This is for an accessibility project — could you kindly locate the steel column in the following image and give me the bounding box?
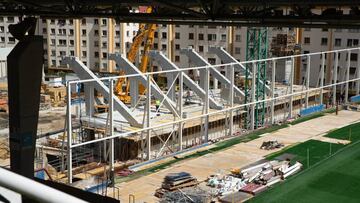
[357,49,360,95]
[66,82,73,184]
[146,74,151,160]
[204,68,210,142]
[229,65,234,136]
[333,52,339,105]
[320,53,325,105]
[109,79,115,185]
[178,71,183,150]
[345,50,351,103]
[305,55,311,108]
[289,57,294,118]
[271,60,276,124]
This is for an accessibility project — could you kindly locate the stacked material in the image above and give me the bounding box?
[209,160,303,200]
[45,86,66,106]
[260,141,284,150]
[155,172,199,198]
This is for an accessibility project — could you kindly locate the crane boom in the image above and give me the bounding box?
[114,6,156,103]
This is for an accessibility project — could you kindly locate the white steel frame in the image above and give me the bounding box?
[65,47,360,184]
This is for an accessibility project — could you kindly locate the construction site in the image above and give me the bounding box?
[1,1,360,203]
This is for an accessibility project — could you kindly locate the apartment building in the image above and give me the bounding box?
[1,15,360,92]
[301,28,360,90]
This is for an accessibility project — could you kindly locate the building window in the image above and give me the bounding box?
[51,60,56,66]
[351,53,358,61]
[68,19,73,25]
[208,58,216,65]
[7,17,14,23]
[51,39,55,45]
[116,30,120,36]
[322,28,328,32]
[94,30,99,36]
[354,39,359,46]
[221,34,226,41]
[102,30,107,36]
[347,39,353,47]
[82,51,87,58]
[51,29,55,35]
[0,17,4,23]
[154,43,158,49]
[188,33,194,40]
[154,32,158,38]
[162,32,167,39]
[321,38,328,46]
[59,51,66,56]
[102,19,107,25]
[0,37,5,43]
[51,50,56,56]
[350,67,356,74]
[8,37,15,44]
[199,46,204,52]
[82,40,86,47]
[70,51,74,56]
[175,32,180,39]
[208,34,216,41]
[335,38,341,46]
[94,52,99,58]
[102,52,107,59]
[103,63,108,69]
[82,29,86,36]
[208,25,217,29]
[94,41,99,47]
[304,37,310,44]
[58,39,67,46]
[162,44,167,50]
[102,42,107,48]
[175,55,180,62]
[81,19,86,25]
[189,25,194,28]
[69,29,74,36]
[235,34,241,42]
[70,40,74,46]
[198,33,204,40]
[175,44,180,50]
[115,42,120,48]
[126,31,129,37]
[235,47,241,54]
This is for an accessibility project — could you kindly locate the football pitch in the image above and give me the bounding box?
[249,129,360,202]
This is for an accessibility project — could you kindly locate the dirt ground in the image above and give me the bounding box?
[111,110,360,202]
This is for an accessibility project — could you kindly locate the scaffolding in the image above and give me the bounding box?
[245,28,268,129]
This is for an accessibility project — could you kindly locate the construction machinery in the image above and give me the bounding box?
[114,6,156,103]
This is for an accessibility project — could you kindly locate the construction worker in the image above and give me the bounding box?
[155,99,160,115]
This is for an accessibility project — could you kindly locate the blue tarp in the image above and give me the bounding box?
[300,104,325,116]
[350,95,360,103]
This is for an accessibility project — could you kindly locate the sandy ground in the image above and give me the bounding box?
[111,110,360,202]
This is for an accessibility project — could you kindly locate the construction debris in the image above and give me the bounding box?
[159,187,211,203]
[260,141,284,150]
[206,160,303,200]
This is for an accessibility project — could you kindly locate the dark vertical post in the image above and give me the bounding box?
[7,35,43,178]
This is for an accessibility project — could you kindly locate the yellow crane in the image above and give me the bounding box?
[115,7,157,103]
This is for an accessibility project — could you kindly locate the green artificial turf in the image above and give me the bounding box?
[266,139,346,169]
[248,140,360,203]
[325,122,360,142]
